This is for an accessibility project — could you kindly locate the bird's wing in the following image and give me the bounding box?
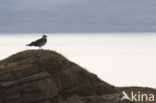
[29,38,44,46]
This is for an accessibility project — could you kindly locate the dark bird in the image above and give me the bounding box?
[26,35,47,49]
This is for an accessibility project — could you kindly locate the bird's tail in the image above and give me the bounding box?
[26,44,31,46]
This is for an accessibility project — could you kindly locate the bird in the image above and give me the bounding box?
[26,35,47,49]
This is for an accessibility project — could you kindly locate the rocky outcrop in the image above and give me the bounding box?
[0,50,121,103]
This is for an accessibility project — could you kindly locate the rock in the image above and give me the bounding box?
[0,50,120,103]
[67,95,84,103]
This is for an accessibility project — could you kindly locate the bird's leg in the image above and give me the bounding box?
[38,47,42,54]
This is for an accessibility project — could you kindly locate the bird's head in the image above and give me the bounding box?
[42,35,47,38]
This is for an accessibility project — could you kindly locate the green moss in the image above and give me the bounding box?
[0,50,67,66]
[76,69,117,95]
[60,69,117,98]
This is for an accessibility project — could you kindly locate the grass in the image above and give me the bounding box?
[0,50,68,66]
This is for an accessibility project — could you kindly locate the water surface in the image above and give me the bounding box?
[0,34,156,88]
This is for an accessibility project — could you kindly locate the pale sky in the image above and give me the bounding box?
[0,0,156,33]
